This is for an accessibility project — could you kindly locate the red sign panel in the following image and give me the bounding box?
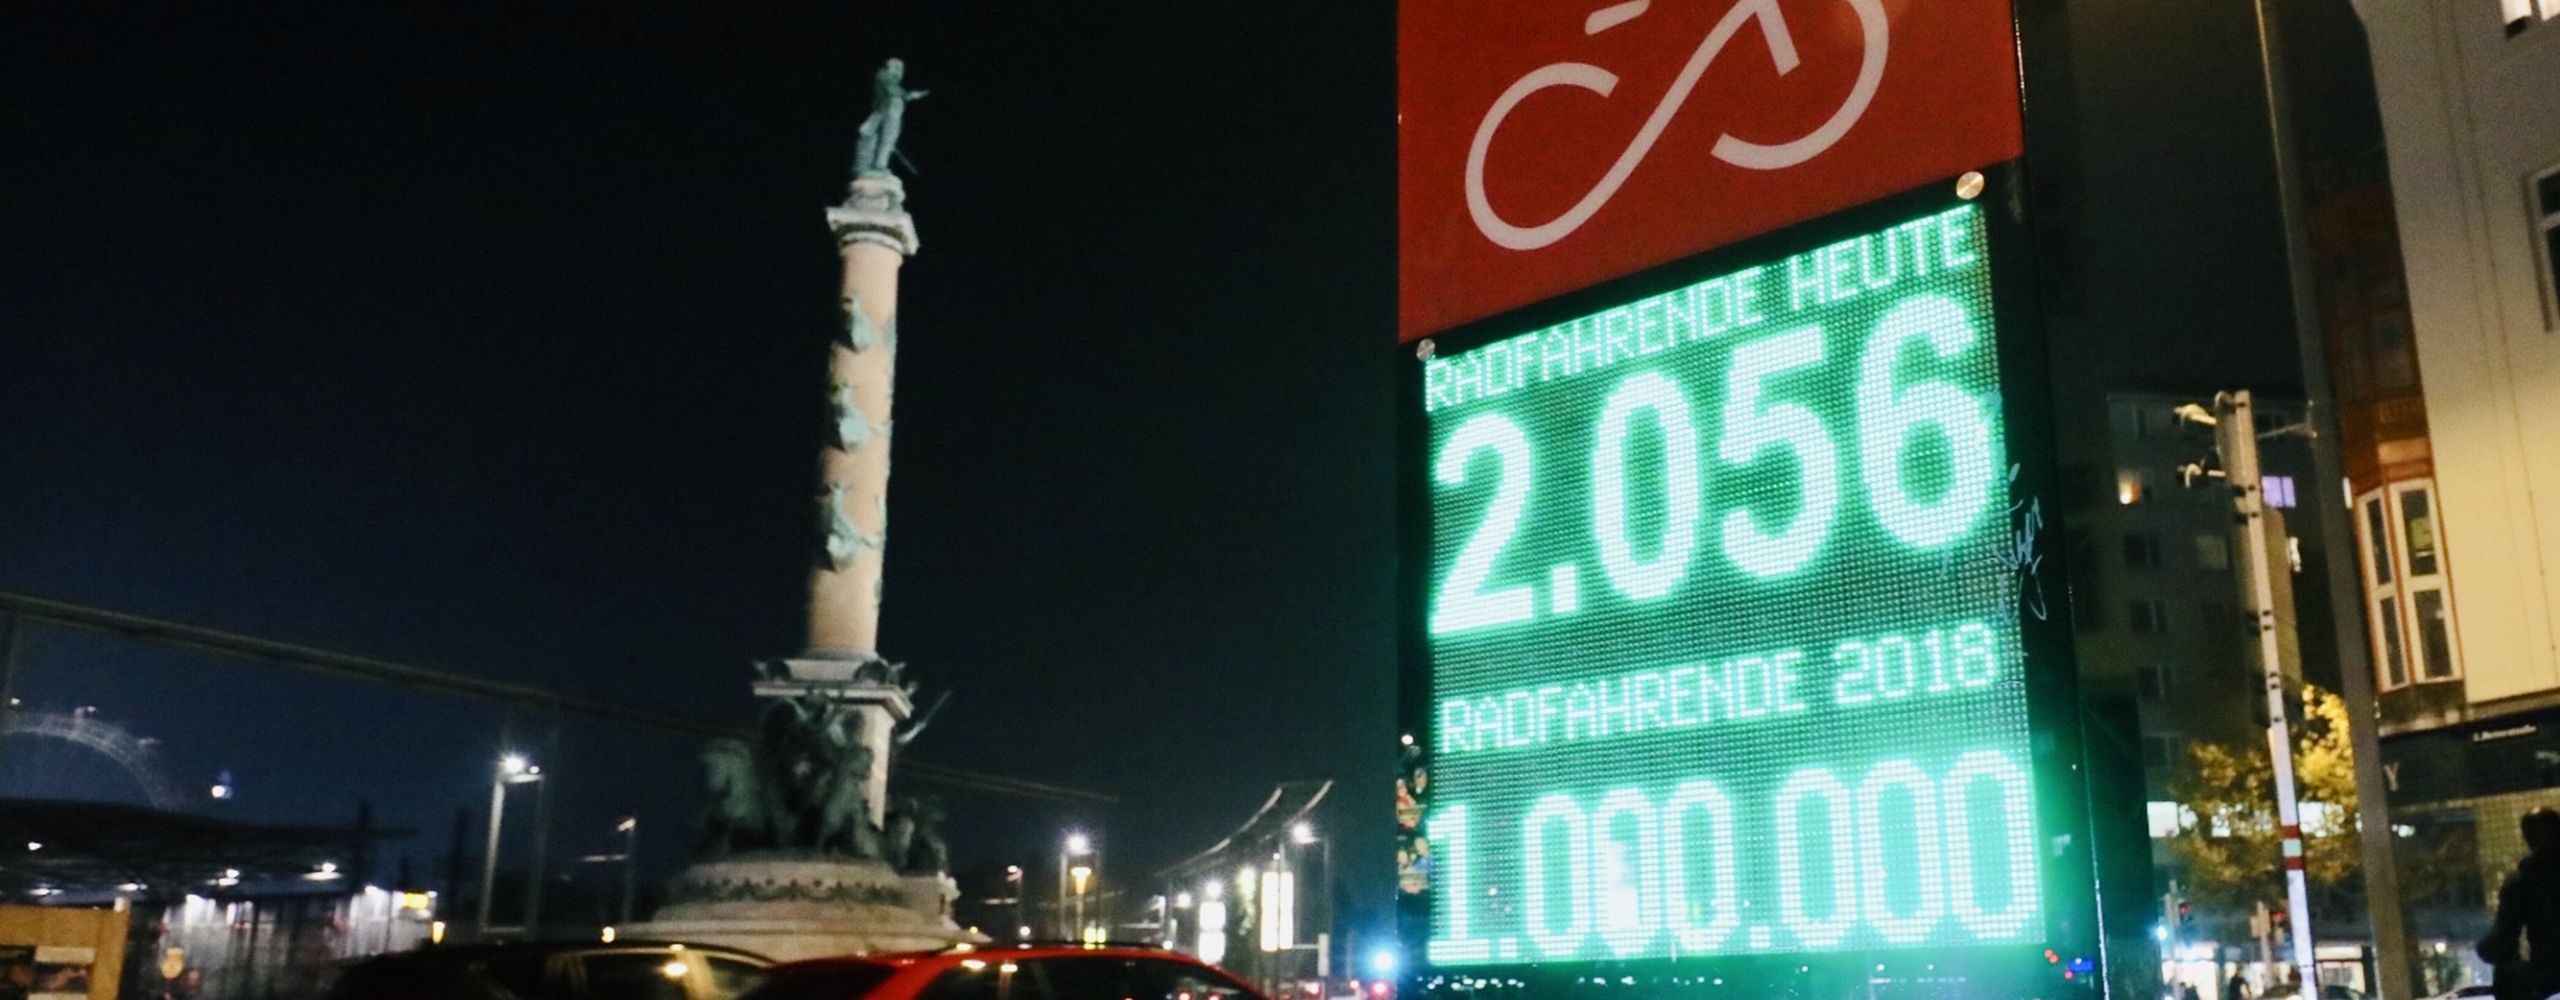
[1399,0,2023,341]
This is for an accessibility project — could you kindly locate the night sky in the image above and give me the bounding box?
[1,1,1395,926]
[0,0,2380,944]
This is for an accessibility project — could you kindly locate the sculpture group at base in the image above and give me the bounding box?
[698,692,945,874]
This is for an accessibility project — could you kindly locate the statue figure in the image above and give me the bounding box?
[818,483,879,571]
[759,695,836,846]
[852,59,928,177]
[881,797,919,871]
[830,381,868,450]
[841,294,883,351]
[813,708,883,858]
[697,738,771,856]
[903,796,950,874]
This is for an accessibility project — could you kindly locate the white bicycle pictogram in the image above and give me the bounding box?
[1464,0,1891,251]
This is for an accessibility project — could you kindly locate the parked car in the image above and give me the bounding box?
[323,940,771,1000]
[739,944,1266,1000]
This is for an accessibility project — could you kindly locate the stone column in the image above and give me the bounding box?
[807,173,919,665]
[762,172,920,829]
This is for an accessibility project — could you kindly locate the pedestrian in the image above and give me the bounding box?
[2226,971,2253,1000]
[2481,806,2560,1000]
[2183,982,2205,1000]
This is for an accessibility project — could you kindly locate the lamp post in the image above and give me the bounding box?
[1059,832,1094,940]
[1070,863,1095,942]
[615,817,638,925]
[1004,865,1025,942]
[476,754,542,936]
[1290,822,1332,982]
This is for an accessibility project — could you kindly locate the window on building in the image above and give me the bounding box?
[2140,736,2181,777]
[2138,662,2173,699]
[2378,594,2410,689]
[2365,496,2394,586]
[2263,474,2298,509]
[2118,469,2152,506]
[2143,736,2176,770]
[2124,531,2164,570]
[2194,533,2231,571]
[2200,600,2235,638]
[2147,801,2197,838]
[2539,162,2560,320]
[2114,402,2151,440]
[2413,589,2458,681]
[2402,487,2440,576]
[2130,598,2170,634]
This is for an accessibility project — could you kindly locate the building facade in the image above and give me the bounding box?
[2346,0,2560,967]
[2356,0,2560,718]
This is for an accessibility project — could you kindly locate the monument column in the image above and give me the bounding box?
[637,59,969,962]
[763,172,920,829]
[809,173,917,664]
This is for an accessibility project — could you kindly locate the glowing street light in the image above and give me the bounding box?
[479,753,546,932]
[1290,822,1317,845]
[1057,831,1098,938]
[1068,864,1094,939]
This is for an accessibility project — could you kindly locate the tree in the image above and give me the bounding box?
[2161,684,2365,917]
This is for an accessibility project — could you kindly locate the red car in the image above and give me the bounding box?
[739,944,1268,1000]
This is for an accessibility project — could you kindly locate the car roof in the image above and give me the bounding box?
[361,940,771,965]
[780,944,1208,972]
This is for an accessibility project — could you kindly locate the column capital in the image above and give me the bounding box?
[828,175,920,257]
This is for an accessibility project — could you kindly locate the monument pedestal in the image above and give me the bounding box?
[628,857,979,961]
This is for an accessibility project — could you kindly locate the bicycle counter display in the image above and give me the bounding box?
[1410,196,2087,987]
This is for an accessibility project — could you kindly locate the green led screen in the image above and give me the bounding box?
[1418,202,2041,966]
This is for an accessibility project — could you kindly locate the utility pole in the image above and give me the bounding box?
[2247,0,2417,990]
[2201,390,2321,993]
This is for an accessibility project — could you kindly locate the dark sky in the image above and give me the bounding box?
[0,0,1395,924]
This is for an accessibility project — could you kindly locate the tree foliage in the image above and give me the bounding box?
[2161,684,2366,916]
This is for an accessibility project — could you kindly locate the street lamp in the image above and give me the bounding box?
[1058,832,1096,939]
[1285,823,1333,978]
[1069,863,1094,941]
[1004,864,1026,941]
[477,753,544,935]
[615,816,639,925]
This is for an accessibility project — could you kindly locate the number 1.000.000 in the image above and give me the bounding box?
[1426,751,2040,964]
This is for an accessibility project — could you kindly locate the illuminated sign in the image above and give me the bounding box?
[1412,196,2067,975]
[1397,0,2024,341]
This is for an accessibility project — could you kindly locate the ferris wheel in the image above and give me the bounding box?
[0,706,187,811]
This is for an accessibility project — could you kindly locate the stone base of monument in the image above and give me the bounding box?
[625,856,984,962]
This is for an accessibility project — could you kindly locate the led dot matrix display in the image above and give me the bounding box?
[1418,202,2044,967]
